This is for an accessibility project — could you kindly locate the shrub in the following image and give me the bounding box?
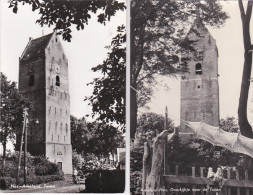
[33,156,59,176]
[0,176,16,190]
[0,152,64,189]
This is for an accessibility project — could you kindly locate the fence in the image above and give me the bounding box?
[163,165,253,195]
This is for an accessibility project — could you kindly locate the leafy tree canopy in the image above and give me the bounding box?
[71,115,124,158]
[0,73,32,165]
[9,0,126,41]
[84,25,126,128]
[134,112,174,147]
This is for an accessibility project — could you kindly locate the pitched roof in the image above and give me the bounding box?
[20,33,53,62]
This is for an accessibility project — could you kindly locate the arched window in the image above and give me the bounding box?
[29,75,34,86]
[195,63,202,75]
[56,76,60,86]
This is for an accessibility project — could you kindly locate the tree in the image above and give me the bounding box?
[0,73,32,168]
[130,0,229,138]
[219,117,239,133]
[131,112,174,194]
[86,122,124,159]
[71,115,124,160]
[9,0,126,41]
[70,115,90,155]
[134,112,173,147]
[237,0,253,138]
[84,25,126,127]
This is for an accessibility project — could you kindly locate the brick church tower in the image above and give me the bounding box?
[19,32,72,174]
[180,19,220,133]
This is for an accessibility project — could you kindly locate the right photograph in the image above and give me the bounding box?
[130,0,253,194]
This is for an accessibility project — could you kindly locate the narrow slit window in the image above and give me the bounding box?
[195,63,202,75]
[29,75,34,86]
[56,75,60,86]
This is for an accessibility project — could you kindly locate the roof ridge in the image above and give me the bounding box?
[31,32,54,42]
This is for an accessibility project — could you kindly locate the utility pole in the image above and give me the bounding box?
[24,109,28,186]
[16,109,27,186]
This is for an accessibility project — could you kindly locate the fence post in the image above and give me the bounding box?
[227,169,231,195]
[245,170,249,195]
[175,165,179,195]
[236,170,240,195]
[200,167,204,195]
[192,167,196,195]
[175,165,179,176]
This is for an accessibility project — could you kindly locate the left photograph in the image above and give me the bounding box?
[0,0,126,193]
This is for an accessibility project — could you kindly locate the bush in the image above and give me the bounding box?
[0,152,64,189]
[33,156,59,176]
[130,144,144,195]
[0,176,16,190]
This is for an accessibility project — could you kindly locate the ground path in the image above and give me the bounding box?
[0,180,85,193]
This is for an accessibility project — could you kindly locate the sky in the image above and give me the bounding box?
[0,1,126,120]
[143,1,253,126]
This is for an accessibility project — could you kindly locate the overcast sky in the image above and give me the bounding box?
[143,1,253,126]
[0,1,126,121]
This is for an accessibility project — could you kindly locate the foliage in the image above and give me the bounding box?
[84,25,126,127]
[130,143,143,195]
[0,72,32,164]
[130,0,229,138]
[134,112,174,147]
[81,154,115,172]
[0,152,64,189]
[9,0,126,42]
[70,115,90,155]
[86,121,124,158]
[33,156,59,176]
[219,117,239,133]
[71,115,124,159]
[131,112,174,194]
[72,151,85,170]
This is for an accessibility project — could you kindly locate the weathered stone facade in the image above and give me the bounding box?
[180,19,220,133]
[19,32,72,174]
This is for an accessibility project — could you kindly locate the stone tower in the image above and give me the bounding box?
[19,32,72,174]
[180,19,219,133]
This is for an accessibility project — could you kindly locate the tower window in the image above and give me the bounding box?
[56,76,60,86]
[29,75,34,86]
[66,124,68,133]
[195,63,202,75]
[56,38,57,42]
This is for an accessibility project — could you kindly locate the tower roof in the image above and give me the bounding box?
[20,32,54,62]
[186,17,212,40]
